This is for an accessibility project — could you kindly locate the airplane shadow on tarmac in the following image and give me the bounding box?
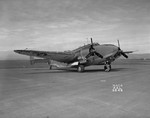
[26,67,130,74]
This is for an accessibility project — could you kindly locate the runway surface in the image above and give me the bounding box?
[0,60,150,118]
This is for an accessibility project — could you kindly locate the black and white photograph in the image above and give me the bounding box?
[0,0,150,118]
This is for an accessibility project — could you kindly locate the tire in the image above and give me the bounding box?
[104,65,111,72]
[49,65,52,70]
[104,65,107,71]
[77,65,84,72]
[109,65,111,70]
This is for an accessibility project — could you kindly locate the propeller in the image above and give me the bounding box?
[120,51,128,58]
[91,37,93,45]
[117,40,120,48]
[85,38,103,59]
[117,40,128,58]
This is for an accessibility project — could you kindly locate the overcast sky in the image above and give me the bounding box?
[0,0,150,58]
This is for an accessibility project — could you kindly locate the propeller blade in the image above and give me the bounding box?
[121,52,128,58]
[94,51,103,58]
[86,51,103,59]
[91,38,93,45]
[117,40,120,48]
[85,52,92,58]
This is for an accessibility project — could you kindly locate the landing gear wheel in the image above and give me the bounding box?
[49,65,52,70]
[77,65,84,72]
[104,65,107,70]
[109,65,111,70]
[104,64,111,72]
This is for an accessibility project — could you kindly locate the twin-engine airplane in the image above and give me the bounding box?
[14,38,133,72]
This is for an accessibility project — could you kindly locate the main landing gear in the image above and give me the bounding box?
[104,63,111,72]
[77,62,112,72]
[77,65,85,72]
[49,65,52,70]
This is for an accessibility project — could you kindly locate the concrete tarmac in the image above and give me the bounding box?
[0,60,150,118]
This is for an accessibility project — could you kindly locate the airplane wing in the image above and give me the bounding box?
[123,51,134,54]
[14,50,76,63]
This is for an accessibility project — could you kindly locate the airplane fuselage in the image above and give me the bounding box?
[71,44,120,66]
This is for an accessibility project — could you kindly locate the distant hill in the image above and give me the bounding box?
[127,53,150,60]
